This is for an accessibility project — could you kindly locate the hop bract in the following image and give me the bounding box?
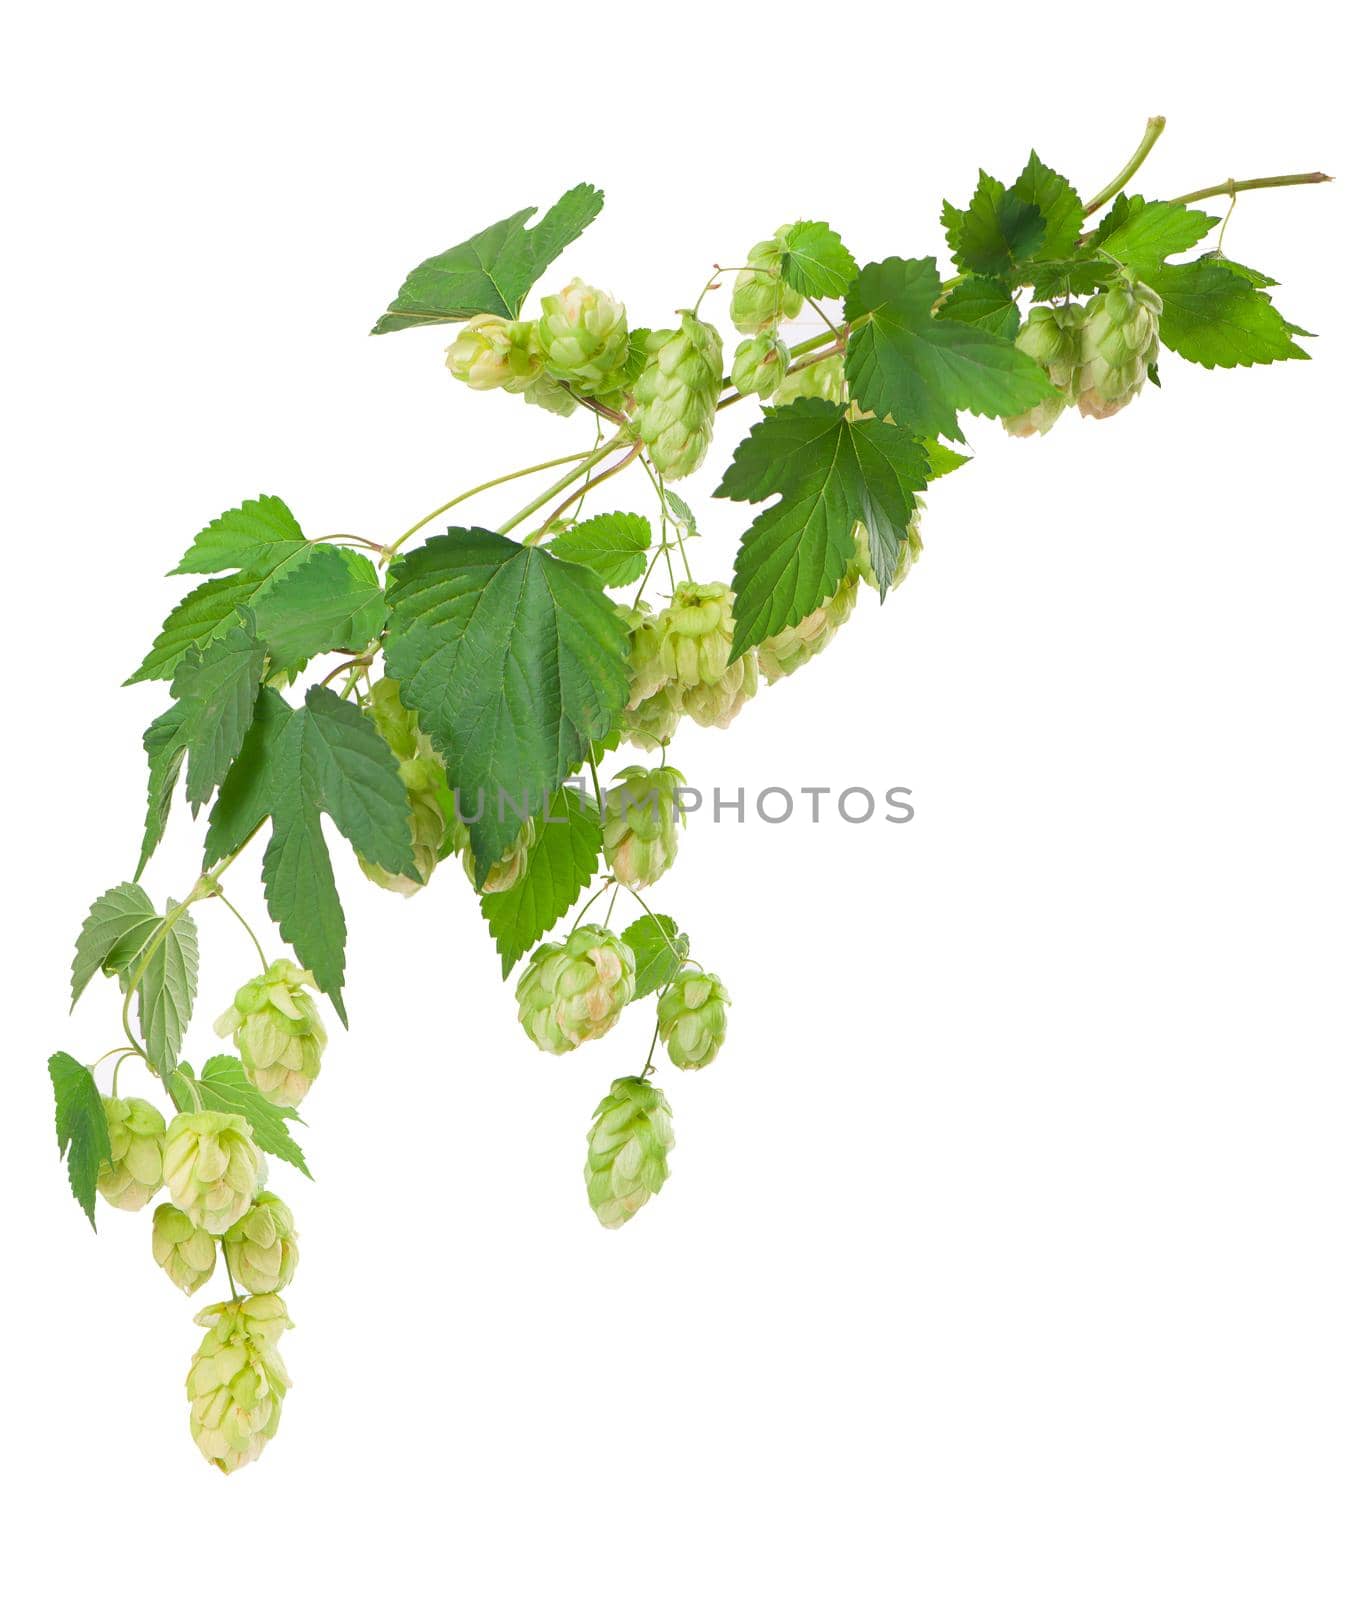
[223,1191,299,1296]
[603,765,686,888]
[186,1295,291,1474]
[445,314,542,392]
[585,1075,675,1229]
[163,1111,262,1235]
[657,970,730,1069]
[97,1095,166,1211]
[758,574,859,684]
[537,278,630,396]
[657,582,758,728]
[1004,302,1088,437]
[516,924,637,1054]
[215,959,328,1109]
[730,230,803,334]
[635,314,724,479]
[152,1203,217,1295]
[732,332,790,399]
[1076,277,1162,420]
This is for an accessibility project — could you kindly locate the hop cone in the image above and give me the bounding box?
[850,503,925,591]
[657,582,758,728]
[97,1096,165,1211]
[187,1295,291,1474]
[635,314,723,479]
[223,1192,299,1296]
[1076,278,1162,420]
[617,601,671,708]
[516,924,637,1054]
[215,959,327,1109]
[617,684,684,751]
[585,1076,675,1229]
[772,352,844,406]
[464,815,537,894]
[163,1111,262,1235]
[732,332,789,399]
[730,231,803,334]
[445,315,542,392]
[359,681,457,895]
[537,278,630,396]
[1003,303,1088,437]
[758,574,859,684]
[152,1203,217,1295]
[603,765,686,888]
[657,969,730,1069]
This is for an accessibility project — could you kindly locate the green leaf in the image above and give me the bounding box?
[548,512,651,588]
[1145,259,1310,368]
[1028,257,1118,300]
[202,686,291,867]
[261,686,416,1016]
[251,545,387,670]
[1009,153,1085,262]
[71,882,159,1008]
[138,705,188,878]
[372,183,605,333]
[482,786,602,977]
[923,438,971,479]
[169,1056,311,1178]
[780,221,858,299]
[942,172,1045,278]
[621,915,689,999]
[170,495,306,577]
[716,399,930,646]
[169,624,267,809]
[385,530,629,880]
[49,1053,111,1229]
[664,490,698,538]
[137,902,199,1080]
[1092,195,1219,273]
[845,257,1055,441]
[936,275,1020,340]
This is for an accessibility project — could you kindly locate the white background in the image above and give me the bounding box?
[5,4,1356,1594]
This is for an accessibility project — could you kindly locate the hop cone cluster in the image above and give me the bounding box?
[657,970,730,1069]
[603,765,686,888]
[657,582,758,729]
[1003,303,1087,437]
[186,1295,291,1474]
[163,1111,262,1235]
[584,1075,675,1229]
[516,924,637,1054]
[615,602,683,751]
[758,575,859,684]
[215,959,327,1109]
[1076,277,1162,419]
[732,331,790,399]
[152,1204,217,1295]
[635,314,723,479]
[359,679,456,895]
[537,279,630,396]
[730,229,802,334]
[97,1096,165,1211]
[445,313,577,418]
[224,1192,299,1295]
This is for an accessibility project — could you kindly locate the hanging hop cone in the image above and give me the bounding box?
[730,229,803,334]
[516,924,637,1054]
[215,959,328,1109]
[758,574,859,684]
[463,814,537,894]
[657,582,758,729]
[851,503,925,591]
[657,969,731,1070]
[1075,277,1162,420]
[522,372,579,417]
[445,314,543,393]
[163,1111,262,1235]
[223,1192,299,1296]
[152,1203,217,1295]
[772,352,845,406]
[359,680,458,895]
[1003,303,1088,437]
[732,332,790,399]
[186,1295,291,1474]
[603,765,686,889]
[634,314,724,479]
[614,602,685,751]
[97,1096,166,1211]
[618,685,684,751]
[537,278,630,397]
[585,1075,675,1229]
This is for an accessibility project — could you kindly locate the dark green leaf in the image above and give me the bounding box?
[71,882,159,1008]
[482,786,602,977]
[49,1052,111,1229]
[169,624,267,808]
[781,221,858,298]
[171,495,306,577]
[621,915,689,998]
[138,705,188,878]
[942,172,1045,278]
[203,686,292,867]
[137,901,199,1081]
[548,512,651,588]
[251,545,387,670]
[1028,257,1118,300]
[937,276,1020,340]
[1010,153,1084,261]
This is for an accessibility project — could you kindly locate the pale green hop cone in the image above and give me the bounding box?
[359,680,460,894]
[617,684,685,751]
[223,1192,299,1296]
[617,601,672,709]
[522,372,579,417]
[464,815,537,894]
[152,1203,217,1295]
[635,314,724,479]
[215,959,327,1109]
[163,1111,262,1235]
[516,924,637,1054]
[187,1295,291,1474]
[585,1075,675,1229]
[657,970,730,1070]
[732,332,790,399]
[97,1096,166,1211]
[758,573,859,684]
[537,278,630,396]
[657,582,758,728]
[602,765,686,889]
[1076,277,1162,420]
[445,314,543,392]
[1003,302,1088,437]
[730,230,803,334]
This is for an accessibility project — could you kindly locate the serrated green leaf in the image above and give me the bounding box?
[1027,257,1118,300]
[923,438,971,479]
[385,530,629,881]
[482,786,602,977]
[138,705,188,878]
[548,512,651,587]
[203,686,291,867]
[845,257,1055,442]
[171,495,306,577]
[781,221,858,299]
[137,902,199,1081]
[621,915,689,998]
[49,1052,111,1229]
[251,545,387,670]
[1145,259,1310,368]
[937,276,1020,340]
[372,183,604,333]
[942,172,1045,279]
[716,399,930,646]
[169,624,267,809]
[664,490,698,537]
[71,882,159,1008]
[1092,195,1219,273]
[170,1057,311,1178]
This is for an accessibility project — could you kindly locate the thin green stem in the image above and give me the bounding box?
[223,1255,241,1302]
[1166,171,1333,207]
[524,440,643,543]
[1083,116,1168,214]
[499,432,628,539]
[214,888,269,972]
[571,878,615,932]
